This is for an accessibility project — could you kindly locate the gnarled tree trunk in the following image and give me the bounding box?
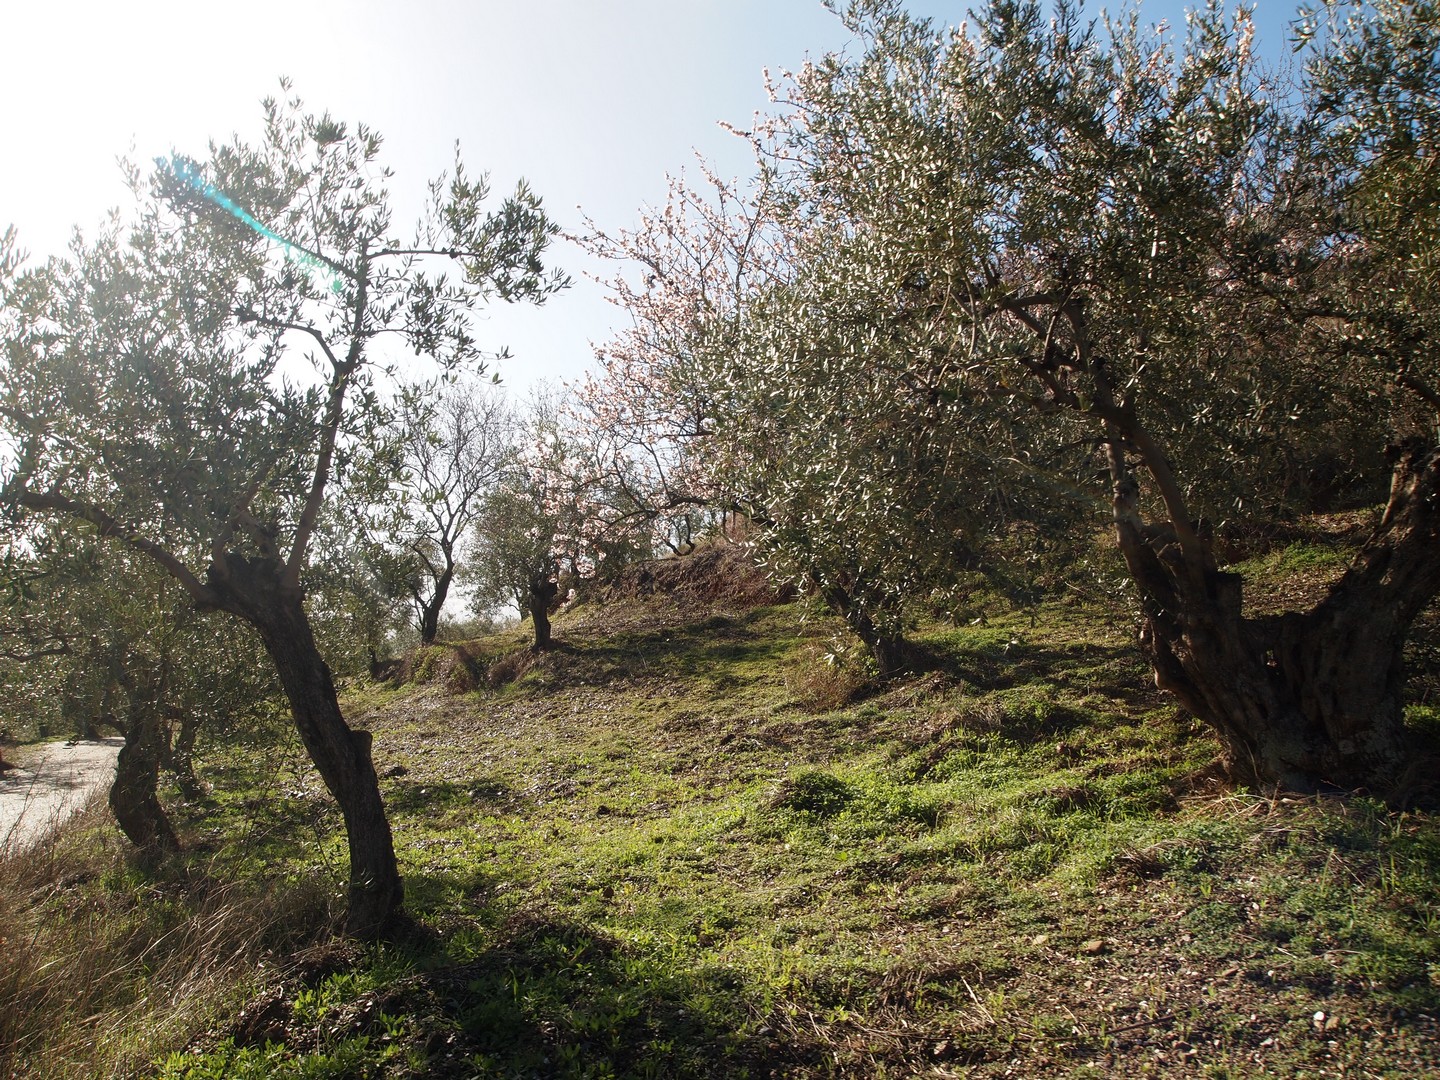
[110,680,180,852]
[417,560,455,646]
[528,575,559,651]
[819,582,910,679]
[1118,439,1440,800]
[209,553,402,938]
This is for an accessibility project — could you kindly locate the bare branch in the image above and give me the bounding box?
[236,312,342,370]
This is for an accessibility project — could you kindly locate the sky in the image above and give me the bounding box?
[1,0,1302,393]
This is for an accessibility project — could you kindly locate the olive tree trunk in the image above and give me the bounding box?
[110,684,180,852]
[416,562,455,646]
[528,575,559,651]
[209,553,402,938]
[164,705,205,801]
[819,582,910,678]
[1118,439,1440,800]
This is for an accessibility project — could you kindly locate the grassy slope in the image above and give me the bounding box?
[7,551,1440,1078]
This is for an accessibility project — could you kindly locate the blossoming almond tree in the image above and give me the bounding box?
[575,164,800,549]
[470,385,653,649]
[581,107,1032,673]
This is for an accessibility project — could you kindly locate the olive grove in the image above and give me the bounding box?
[593,0,1440,797]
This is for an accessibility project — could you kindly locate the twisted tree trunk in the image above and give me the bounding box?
[110,683,180,852]
[164,704,205,801]
[528,575,559,651]
[417,563,453,646]
[1117,439,1440,800]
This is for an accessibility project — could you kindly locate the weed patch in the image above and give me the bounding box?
[0,804,336,1078]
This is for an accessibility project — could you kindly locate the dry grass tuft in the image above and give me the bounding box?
[0,799,336,1079]
[485,647,537,688]
[598,538,792,612]
[784,642,871,713]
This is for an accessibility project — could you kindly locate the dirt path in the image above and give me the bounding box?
[0,738,122,852]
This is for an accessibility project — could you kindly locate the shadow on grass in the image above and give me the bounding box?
[183,784,341,874]
[923,634,1152,701]
[382,777,513,816]
[438,917,769,1075]
[532,610,800,692]
[243,905,824,1080]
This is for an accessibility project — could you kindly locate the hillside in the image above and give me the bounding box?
[4,546,1439,1078]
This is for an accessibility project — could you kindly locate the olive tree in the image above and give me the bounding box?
[0,88,565,933]
[669,0,1439,797]
[1,525,278,848]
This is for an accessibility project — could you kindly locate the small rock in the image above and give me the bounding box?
[1081,939,1107,955]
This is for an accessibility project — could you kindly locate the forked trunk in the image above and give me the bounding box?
[110,687,180,852]
[417,564,454,646]
[209,553,402,938]
[1118,439,1440,800]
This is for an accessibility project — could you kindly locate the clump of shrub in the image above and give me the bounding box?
[767,769,856,818]
[764,769,942,833]
[389,644,484,694]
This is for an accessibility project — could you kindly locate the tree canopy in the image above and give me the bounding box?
[0,85,566,933]
[590,0,1440,797]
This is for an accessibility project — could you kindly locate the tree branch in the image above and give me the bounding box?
[12,490,218,606]
[370,246,500,261]
[283,253,368,592]
[236,312,342,371]
[1399,370,1440,415]
[0,642,72,662]
[210,475,268,573]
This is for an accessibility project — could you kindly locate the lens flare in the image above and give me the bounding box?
[162,156,348,293]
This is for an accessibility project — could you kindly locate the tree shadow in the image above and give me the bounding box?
[530,609,797,692]
[345,908,821,1078]
[923,635,1155,705]
[382,776,513,815]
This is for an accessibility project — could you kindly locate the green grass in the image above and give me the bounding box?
[6,576,1440,1078]
[1230,540,1351,577]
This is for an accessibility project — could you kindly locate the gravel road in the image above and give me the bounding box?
[0,738,122,852]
